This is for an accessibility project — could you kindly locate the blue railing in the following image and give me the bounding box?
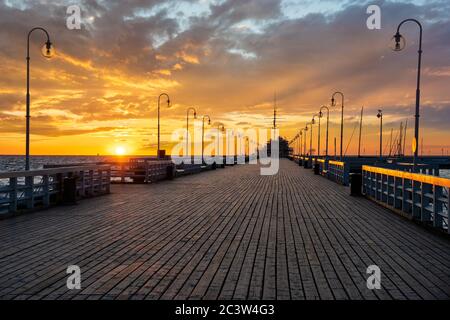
[362,165,449,234]
[327,160,350,186]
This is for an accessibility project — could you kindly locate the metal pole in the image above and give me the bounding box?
[334,137,336,159]
[26,44,30,171]
[186,108,196,158]
[202,115,210,163]
[358,106,363,157]
[395,19,422,171]
[379,113,383,160]
[318,115,321,157]
[157,93,170,158]
[217,124,224,157]
[319,106,329,158]
[304,129,307,156]
[300,131,303,157]
[26,27,51,171]
[331,92,344,160]
[340,101,344,160]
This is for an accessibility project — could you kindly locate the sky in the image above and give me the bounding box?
[0,0,449,156]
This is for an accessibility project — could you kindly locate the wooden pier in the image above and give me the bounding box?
[0,159,449,300]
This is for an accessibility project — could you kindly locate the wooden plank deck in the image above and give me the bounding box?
[0,159,449,300]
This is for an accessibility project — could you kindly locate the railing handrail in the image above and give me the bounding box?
[0,165,111,179]
[328,160,345,166]
[363,165,450,187]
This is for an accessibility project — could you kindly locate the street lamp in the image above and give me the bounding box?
[319,105,330,158]
[303,125,308,156]
[157,93,171,158]
[306,121,314,165]
[186,107,197,158]
[377,109,383,160]
[202,115,211,163]
[299,129,305,157]
[25,27,54,170]
[292,134,298,157]
[331,91,344,160]
[392,19,423,170]
[311,114,320,160]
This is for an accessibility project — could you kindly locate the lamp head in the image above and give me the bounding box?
[390,32,405,51]
[377,109,382,118]
[319,111,323,118]
[331,97,335,107]
[208,119,211,125]
[194,111,197,119]
[311,118,315,125]
[41,41,55,59]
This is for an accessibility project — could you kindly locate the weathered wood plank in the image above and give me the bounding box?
[0,159,449,300]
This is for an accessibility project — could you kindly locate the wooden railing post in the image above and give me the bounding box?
[25,175,33,209]
[433,185,442,229]
[89,170,94,196]
[106,168,111,193]
[43,174,50,207]
[9,177,17,212]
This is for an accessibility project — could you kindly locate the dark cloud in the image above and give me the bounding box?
[0,0,449,154]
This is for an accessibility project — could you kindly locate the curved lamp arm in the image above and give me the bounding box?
[187,107,197,118]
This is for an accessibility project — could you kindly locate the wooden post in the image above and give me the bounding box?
[9,177,17,212]
[98,169,103,195]
[80,170,85,197]
[105,168,111,194]
[433,185,442,229]
[43,174,50,207]
[89,170,94,196]
[25,175,33,209]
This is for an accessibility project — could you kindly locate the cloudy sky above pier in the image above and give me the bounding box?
[0,0,449,155]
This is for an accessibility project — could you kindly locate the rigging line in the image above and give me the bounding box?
[344,122,358,157]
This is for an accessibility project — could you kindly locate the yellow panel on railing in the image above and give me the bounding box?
[328,160,344,166]
[362,165,450,187]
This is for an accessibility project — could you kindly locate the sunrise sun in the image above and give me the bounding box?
[115,146,126,155]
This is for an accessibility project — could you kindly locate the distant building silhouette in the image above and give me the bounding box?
[263,136,291,158]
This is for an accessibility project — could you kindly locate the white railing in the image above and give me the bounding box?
[0,165,110,215]
[106,159,174,183]
[362,165,449,234]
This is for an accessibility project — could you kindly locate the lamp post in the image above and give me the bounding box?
[202,115,211,163]
[319,105,330,158]
[157,93,170,158]
[299,129,305,157]
[293,135,298,157]
[303,126,308,156]
[311,114,320,159]
[26,27,54,170]
[331,91,344,160]
[377,109,383,160]
[306,122,313,166]
[392,19,423,170]
[186,107,197,158]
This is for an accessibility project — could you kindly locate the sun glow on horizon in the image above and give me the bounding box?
[115,146,126,156]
